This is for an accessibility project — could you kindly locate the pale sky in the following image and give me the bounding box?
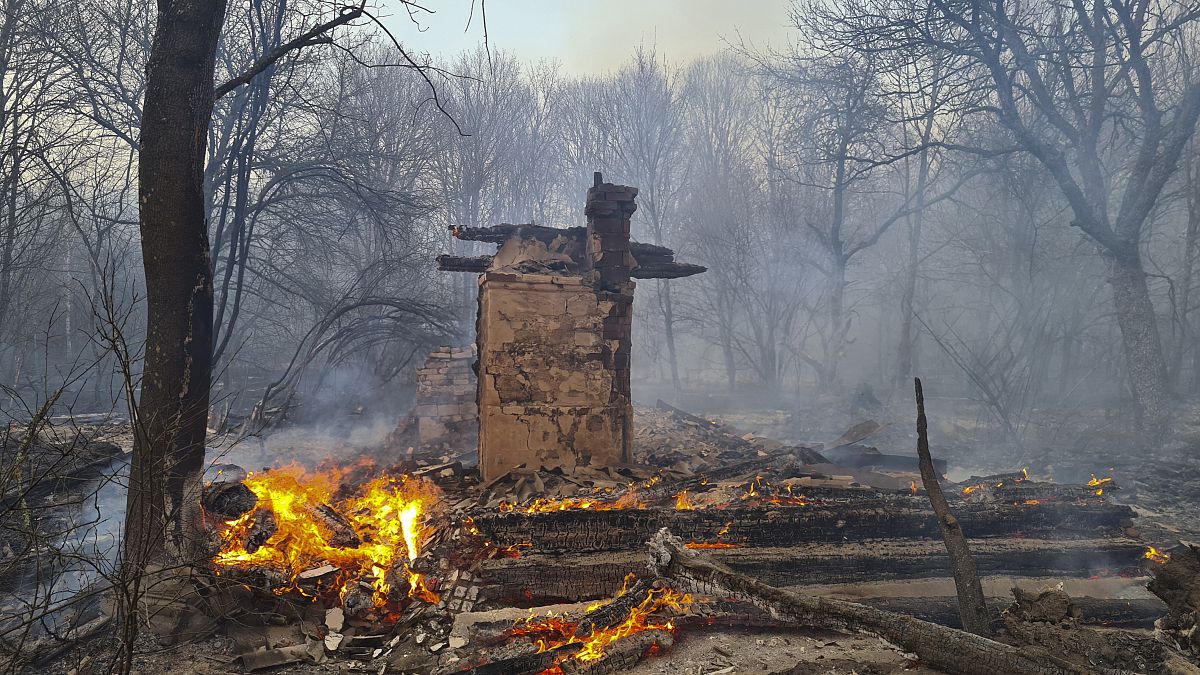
[381,0,794,74]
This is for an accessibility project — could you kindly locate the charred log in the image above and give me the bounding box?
[1147,542,1200,655]
[575,579,652,636]
[477,538,1148,606]
[243,508,277,554]
[472,500,1135,553]
[560,630,673,675]
[437,255,492,273]
[310,502,361,548]
[647,528,1095,675]
[201,481,257,519]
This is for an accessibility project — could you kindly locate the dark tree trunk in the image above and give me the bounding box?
[126,0,227,567]
[1106,247,1171,438]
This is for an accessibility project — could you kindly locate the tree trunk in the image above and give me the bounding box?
[126,0,227,567]
[1107,248,1172,438]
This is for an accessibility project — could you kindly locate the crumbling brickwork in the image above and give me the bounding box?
[439,174,704,481]
[415,346,478,448]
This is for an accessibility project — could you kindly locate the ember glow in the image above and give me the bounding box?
[499,477,663,513]
[1145,546,1170,564]
[511,585,693,668]
[212,465,441,607]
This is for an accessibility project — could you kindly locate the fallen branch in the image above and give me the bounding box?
[647,528,1097,675]
[915,377,992,636]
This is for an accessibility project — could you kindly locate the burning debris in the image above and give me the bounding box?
[206,464,442,612]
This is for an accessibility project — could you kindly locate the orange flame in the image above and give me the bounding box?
[1145,546,1170,564]
[512,585,693,666]
[910,480,918,495]
[212,464,440,607]
[674,491,694,510]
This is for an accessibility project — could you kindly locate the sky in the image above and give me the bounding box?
[381,0,794,74]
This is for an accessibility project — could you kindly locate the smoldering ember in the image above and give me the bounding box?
[10,3,1200,675]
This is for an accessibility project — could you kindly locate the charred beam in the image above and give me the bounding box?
[647,529,1094,675]
[631,262,707,279]
[452,223,586,244]
[472,501,1135,553]
[477,538,1148,606]
[437,254,492,273]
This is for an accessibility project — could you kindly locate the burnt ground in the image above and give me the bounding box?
[19,396,1200,675]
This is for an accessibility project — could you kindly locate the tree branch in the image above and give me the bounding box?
[214,3,365,101]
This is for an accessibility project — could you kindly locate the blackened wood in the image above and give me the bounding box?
[574,579,651,636]
[201,481,257,519]
[244,508,277,553]
[472,500,1134,553]
[1147,541,1200,614]
[477,538,1148,606]
[648,529,1093,675]
[632,262,706,279]
[445,643,581,675]
[310,502,360,548]
[914,377,992,636]
[452,223,585,244]
[559,630,673,675]
[437,254,492,273]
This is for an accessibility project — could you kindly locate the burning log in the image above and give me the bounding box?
[914,378,992,636]
[560,629,673,675]
[1147,541,1200,655]
[244,508,277,554]
[309,502,361,548]
[648,528,1095,675]
[575,578,652,636]
[445,643,582,675]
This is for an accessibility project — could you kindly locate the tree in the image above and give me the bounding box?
[814,0,1200,435]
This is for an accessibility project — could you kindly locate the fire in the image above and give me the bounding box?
[212,464,440,607]
[910,480,918,495]
[499,476,664,513]
[962,483,985,495]
[684,542,740,549]
[1145,546,1170,564]
[1088,473,1113,496]
[674,491,694,510]
[511,584,693,668]
[1023,499,1042,505]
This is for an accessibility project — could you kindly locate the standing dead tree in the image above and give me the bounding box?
[914,377,992,636]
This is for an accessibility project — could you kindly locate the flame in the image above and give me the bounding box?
[1088,474,1113,496]
[511,585,693,667]
[212,464,440,607]
[674,491,694,510]
[962,483,985,495]
[1023,499,1042,505]
[1022,467,1029,480]
[499,476,664,513]
[1145,546,1170,564]
[910,480,918,495]
[684,542,740,549]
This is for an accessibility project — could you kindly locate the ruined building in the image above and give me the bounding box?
[414,345,478,449]
[438,174,705,480]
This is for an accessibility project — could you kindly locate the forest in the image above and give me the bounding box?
[4,0,1200,673]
